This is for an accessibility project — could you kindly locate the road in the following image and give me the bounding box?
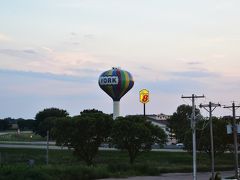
[0,141,184,152]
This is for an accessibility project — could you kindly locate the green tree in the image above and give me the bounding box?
[35,108,69,137]
[216,116,235,152]
[53,109,113,166]
[52,117,73,147]
[111,116,167,164]
[17,119,35,131]
[183,117,230,156]
[0,120,11,131]
[168,104,200,143]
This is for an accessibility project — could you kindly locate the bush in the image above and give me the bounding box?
[133,163,160,176]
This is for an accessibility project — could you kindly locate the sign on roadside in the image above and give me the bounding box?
[139,89,149,104]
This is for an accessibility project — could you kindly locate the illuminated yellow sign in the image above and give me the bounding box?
[139,89,149,104]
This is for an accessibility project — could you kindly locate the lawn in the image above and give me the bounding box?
[0,147,236,179]
[0,132,45,142]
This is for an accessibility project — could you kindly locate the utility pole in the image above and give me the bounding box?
[200,102,221,180]
[182,94,205,180]
[46,130,49,165]
[224,102,240,180]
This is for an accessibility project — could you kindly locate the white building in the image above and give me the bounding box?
[147,113,170,121]
[146,114,176,145]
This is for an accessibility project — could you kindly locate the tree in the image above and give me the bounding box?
[35,108,69,137]
[80,109,103,115]
[17,119,35,131]
[52,117,73,147]
[183,117,230,156]
[0,120,11,131]
[218,116,236,152]
[111,116,167,164]
[168,104,200,143]
[53,109,113,166]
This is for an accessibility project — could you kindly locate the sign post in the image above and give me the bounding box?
[139,89,149,117]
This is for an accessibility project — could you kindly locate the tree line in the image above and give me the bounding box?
[1,104,235,165]
[0,117,35,131]
[34,108,167,165]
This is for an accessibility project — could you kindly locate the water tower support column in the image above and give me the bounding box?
[113,101,120,120]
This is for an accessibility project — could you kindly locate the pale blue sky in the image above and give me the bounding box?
[1,0,240,118]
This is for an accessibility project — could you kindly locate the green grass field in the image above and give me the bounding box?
[0,147,236,179]
[0,132,45,142]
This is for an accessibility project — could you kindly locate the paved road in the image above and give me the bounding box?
[0,142,184,152]
[0,141,55,145]
[100,171,234,180]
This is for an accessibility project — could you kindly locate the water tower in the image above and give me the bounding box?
[98,67,134,119]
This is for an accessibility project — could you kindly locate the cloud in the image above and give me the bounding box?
[211,54,225,59]
[208,37,240,44]
[187,61,203,65]
[0,69,95,83]
[171,70,219,78]
[23,50,37,54]
[84,34,95,39]
[66,32,96,46]
[70,32,78,37]
[41,46,54,53]
[0,33,11,42]
[139,66,153,71]
[0,48,40,59]
[138,78,204,94]
[0,46,104,78]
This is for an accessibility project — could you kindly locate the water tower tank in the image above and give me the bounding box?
[98,67,134,119]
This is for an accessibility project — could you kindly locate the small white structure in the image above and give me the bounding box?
[146,114,176,145]
[148,113,170,121]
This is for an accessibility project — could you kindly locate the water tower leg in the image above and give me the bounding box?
[113,101,120,120]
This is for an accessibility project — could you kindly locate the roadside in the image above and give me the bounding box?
[100,171,234,180]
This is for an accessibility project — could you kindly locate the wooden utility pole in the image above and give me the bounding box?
[46,130,49,165]
[200,102,221,180]
[224,102,240,180]
[182,94,205,180]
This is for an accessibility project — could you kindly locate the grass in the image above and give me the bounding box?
[0,132,45,142]
[0,164,110,180]
[0,147,236,179]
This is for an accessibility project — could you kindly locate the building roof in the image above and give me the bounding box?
[146,116,169,126]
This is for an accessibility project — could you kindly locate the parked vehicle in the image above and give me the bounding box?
[176,143,184,148]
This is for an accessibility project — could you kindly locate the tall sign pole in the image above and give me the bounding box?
[182,94,205,180]
[224,102,240,180]
[200,102,221,180]
[140,89,149,117]
[144,104,146,117]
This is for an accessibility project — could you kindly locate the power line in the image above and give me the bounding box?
[181,94,205,180]
[199,102,221,180]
